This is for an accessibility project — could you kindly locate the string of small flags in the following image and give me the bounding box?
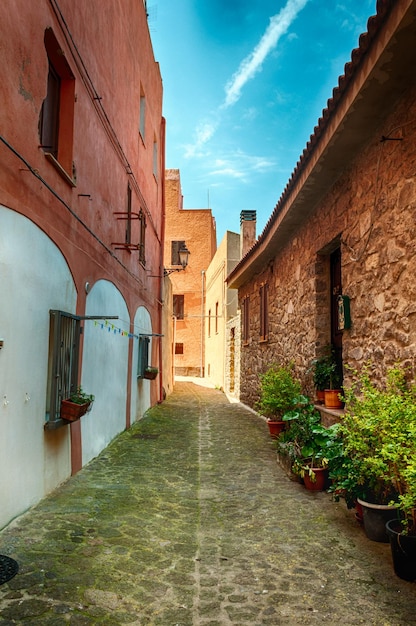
[92,319,138,340]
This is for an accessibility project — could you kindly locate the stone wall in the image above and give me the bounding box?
[239,84,416,410]
[225,312,241,400]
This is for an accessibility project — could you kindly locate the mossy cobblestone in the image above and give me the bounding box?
[1,382,416,624]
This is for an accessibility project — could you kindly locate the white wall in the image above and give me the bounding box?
[81,280,130,465]
[0,207,75,529]
[132,306,153,422]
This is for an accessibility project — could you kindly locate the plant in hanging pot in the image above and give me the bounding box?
[255,363,301,439]
[143,366,159,380]
[60,387,95,422]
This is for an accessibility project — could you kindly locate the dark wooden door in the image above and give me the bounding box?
[330,247,343,383]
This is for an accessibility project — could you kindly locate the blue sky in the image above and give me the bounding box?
[151,0,377,244]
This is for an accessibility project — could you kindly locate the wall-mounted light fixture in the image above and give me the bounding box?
[164,244,190,275]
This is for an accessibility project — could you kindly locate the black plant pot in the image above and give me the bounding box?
[386,519,416,582]
[357,498,398,542]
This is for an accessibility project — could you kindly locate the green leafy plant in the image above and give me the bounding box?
[144,366,159,375]
[255,363,301,420]
[309,346,342,391]
[279,395,339,482]
[340,364,416,531]
[69,386,95,405]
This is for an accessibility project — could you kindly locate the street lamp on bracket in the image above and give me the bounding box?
[164,244,190,275]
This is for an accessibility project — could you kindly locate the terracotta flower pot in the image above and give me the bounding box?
[324,389,343,409]
[60,399,91,422]
[303,467,328,491]
[267,420,285,439]
[316,390,325,404]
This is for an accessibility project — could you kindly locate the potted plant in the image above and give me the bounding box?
[323,354,343,409]
[309,351,332,404]
[255,363,301,438]
[144,366,158,380]
[338,365,411,542]
[60,387,95,422]
[281,396,338,490]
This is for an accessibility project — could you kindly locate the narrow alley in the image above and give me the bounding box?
[0,383,415,625]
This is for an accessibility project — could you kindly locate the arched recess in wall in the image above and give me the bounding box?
[131,306,153,422]
[0,206,76,529]
[81,280,130,466]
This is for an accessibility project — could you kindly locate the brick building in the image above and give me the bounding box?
[0,0,165,528]
[164,169,217,376]
[227,0,416,410]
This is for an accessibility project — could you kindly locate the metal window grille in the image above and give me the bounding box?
[260,283,269,341]
[139,209,146,265]
[46,310,81,423]
[137,336,150,378]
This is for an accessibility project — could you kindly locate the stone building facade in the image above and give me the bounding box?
[225,312,241,400]
[227,0,416,410]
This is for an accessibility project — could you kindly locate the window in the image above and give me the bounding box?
[259,283,269,341]
[175,343,184,355]
[208,309,211,337]
[153,138,158,178]
[137,335,150,379]
[125,184,132,245]
[171,240,185,266]
[215,301,219,334]
[173,294,184,320]
[242,296,250,344]
[40,28,75,181]
[139,91,146,140]
[139,208,146,265]
[46,310,81,426]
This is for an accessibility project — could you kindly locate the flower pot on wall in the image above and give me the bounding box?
[324,389,343,409]
[386,520,416,581]
[357,498,398,542]
[60,399,91,422]
[143,368,158,380]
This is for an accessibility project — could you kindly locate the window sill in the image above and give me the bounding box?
[44,418,69,430]
[259,337,269,344]
[44,152,76,187]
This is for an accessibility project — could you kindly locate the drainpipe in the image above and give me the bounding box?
[158,116,166,403]
[200,270,205,378]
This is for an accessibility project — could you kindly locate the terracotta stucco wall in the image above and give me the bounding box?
[0,0,164,527]
[164,170,216,376]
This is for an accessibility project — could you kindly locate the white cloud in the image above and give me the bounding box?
[206,151,276,184]
[184,0,309,157]
[184,119,218,158]
[223,0,309,108]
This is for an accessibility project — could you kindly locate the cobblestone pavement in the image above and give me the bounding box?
[1,382,416,625]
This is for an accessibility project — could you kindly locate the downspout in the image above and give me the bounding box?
[200,270,205,378]
[158,116,166,403]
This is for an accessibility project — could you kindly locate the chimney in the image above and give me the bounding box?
[240,210,256,258]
